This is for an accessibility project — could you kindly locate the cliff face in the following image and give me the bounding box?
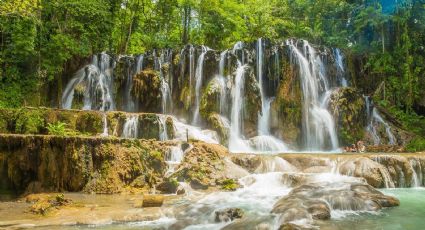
[0,135,168,194]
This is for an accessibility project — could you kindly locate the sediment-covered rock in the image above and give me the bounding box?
[0,134,167,194]
[272,181,399,229]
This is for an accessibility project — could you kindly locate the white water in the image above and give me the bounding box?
[287,39,339,151]
[158,115,169,141]
[101,113,109,137]
[189,45,196,106]
[192,46,209,125]
[62,53,115,111]
[229,62,252,152]
[122,115,138,138]
[157,51,173,114]
[334,48,348,87]
[364,96,396,145]
[257,38,271,135]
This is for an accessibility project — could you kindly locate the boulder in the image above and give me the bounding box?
[215,208,244,222]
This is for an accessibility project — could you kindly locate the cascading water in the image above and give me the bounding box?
[257,38,271,136]
[229,62,253,152]
[62,53,115,111]
[334,48,348,87]
[192,46,209,125]
[364,96,396,145]
[155,50,173,114]
[124,55,143,112]
[287,39,339,151]
[122,115,138,138]
[158,115,169,141]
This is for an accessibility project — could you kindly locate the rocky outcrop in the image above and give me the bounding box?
[0,107,165,140]
[327,87,366,145]
[166,142,245,190]
[272,181,399,229]
[0,134,167,194]
[232,153,425,188]
[132,69,162,112]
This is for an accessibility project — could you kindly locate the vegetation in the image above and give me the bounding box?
[0,0,424,141]
[46,122,67,136]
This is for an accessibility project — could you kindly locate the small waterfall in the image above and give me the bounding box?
[122,115,139,138]
[409,158,423,187]
[125,55,143,112]
[257,38,271,135]
[62,53,115,111]
[219,50,227,77]
[334,48,348,87]
[165,145,185,176]
[171,116,220,144]
[156,51,173,114]
[287,39,339,151]
[232,41,245,65]
[101,113,109,136]
[192,46,209,124]
[364,96,396,145]
[229,62,252,152]
[159,115,169,141]
[189,45,196,105]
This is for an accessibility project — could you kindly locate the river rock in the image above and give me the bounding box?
[215,208,244,222]
[338,157,392,188]
[272,181,399,229]
[135,194,164,208]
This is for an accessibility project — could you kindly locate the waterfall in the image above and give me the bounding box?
[189,45,195,106]
[229,62,252,152]
[159,115,169,141]
[62,53,115,111]
[218,51,228,115]
[334,48,348,87]
[364,96,396,145]
[409,158,423,187]
[156,51,172,114]
[287,39,339,151]
[192,46,209,124]
[101,113,109,137]
[122,115,139,138]
[165,145,185,176]
[257,38,271,135]
[125,55,143,112]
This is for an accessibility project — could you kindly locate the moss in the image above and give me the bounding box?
[75,112,103,134]
[165,117,175,139]
[406,137,425,152]
[132,69,162,112]
[14,108,46,134]
[219,178,239,191]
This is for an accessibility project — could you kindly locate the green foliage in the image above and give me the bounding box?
[47,122,67,136]
[406,137,425,152]
[220,178,239,191]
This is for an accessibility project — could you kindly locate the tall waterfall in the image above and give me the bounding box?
[287,39,339,151]
[257,38,271,135]
[62,53,115,111]
[229,62,252,152]
[156,51,172,114]
[192,46,209,124]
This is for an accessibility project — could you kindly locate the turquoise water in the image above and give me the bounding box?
[320,188,425,230]
[30,188,425,230]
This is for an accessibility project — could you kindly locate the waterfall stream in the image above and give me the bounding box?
[287,39,339,151]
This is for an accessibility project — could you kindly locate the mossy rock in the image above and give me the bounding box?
[200,77,225,119]
[328,87,366,145]
[131,69,162,112]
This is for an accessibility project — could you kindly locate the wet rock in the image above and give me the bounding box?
[172,142,231,190]
[26,193,72,215]
[207,113,230,145]
[135,194,164,208]
[272,181,399,228]
[338,157,392,188]
[370,155,414,187]
[327,87,366,145]
[215,208,244,222]
[131,69,162,112]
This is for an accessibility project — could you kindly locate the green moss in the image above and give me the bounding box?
[406,137,425,152]
[14,108,46,134]
[219,179,239,191]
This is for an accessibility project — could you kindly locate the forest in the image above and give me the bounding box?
[1,0,425,149]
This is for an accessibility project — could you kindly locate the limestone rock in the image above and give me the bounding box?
[215,208,244,222]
